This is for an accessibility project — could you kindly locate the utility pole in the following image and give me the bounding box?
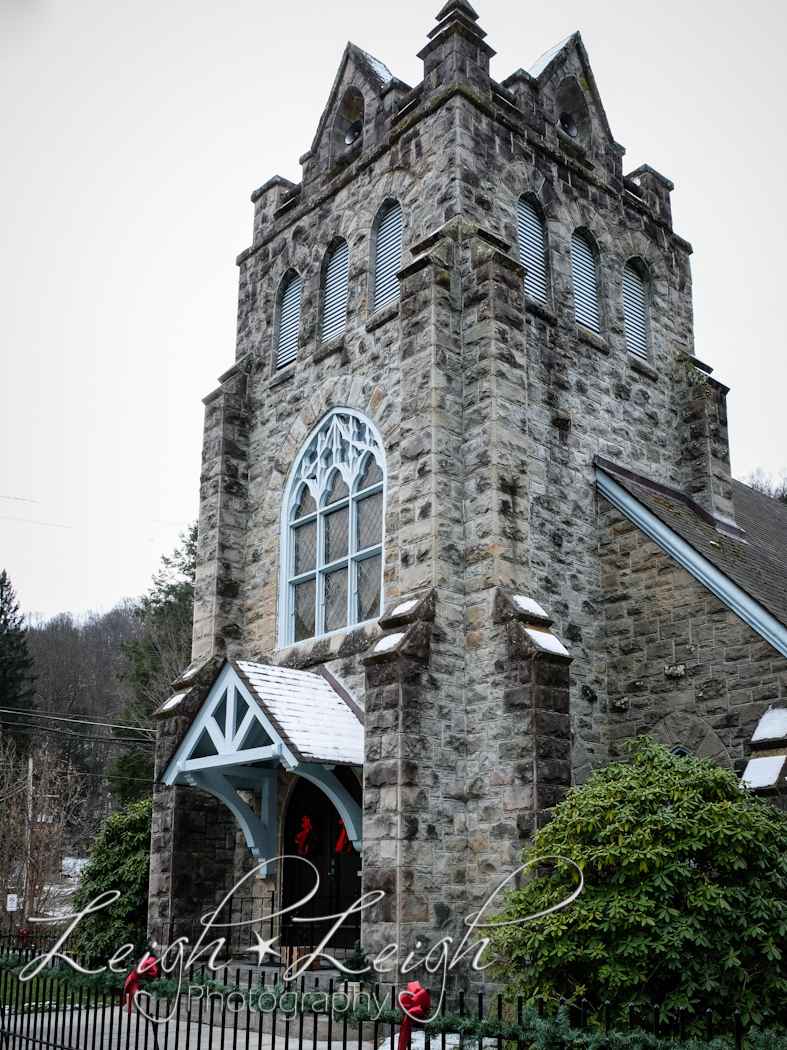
[21,755,33,923]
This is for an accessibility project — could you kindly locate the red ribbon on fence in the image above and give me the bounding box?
[122,954,158,1013]
[397,981,431,1050]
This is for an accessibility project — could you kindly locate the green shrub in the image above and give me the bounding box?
[487,738,787,1031]
[71,796,152,964]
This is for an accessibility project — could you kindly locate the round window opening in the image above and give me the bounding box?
[345,119,364,146]
[671,746,692,758]
[558,111,578,138]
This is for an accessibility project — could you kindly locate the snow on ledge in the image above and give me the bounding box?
[752,706,787,743]
[513,595,548,619]
[524,627,570,657]
[374,632,406,653]
[392,599,419,617]
[743,754,786,790]
[161,692,188,711]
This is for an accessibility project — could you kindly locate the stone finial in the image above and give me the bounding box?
[435,0,480,23]
[419,0,494,81]
[427,0,488,42]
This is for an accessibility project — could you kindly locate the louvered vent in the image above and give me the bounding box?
[623,264,648,359]
[321,241,349,343]
[277,275,301,369]
[571,234,600,333]
[373,203,402,312]
[518,198,548,304]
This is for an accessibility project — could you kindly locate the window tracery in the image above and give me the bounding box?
[283,411,385,644]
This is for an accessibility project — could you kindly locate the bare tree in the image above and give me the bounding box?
[0,738,82,923]
[23,603,143,840]
[740,467,787,503]
[27,602,140,721]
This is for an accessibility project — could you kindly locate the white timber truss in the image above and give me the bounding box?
[162,660,364,876]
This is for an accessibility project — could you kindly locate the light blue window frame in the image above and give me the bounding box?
[280,410,386,646]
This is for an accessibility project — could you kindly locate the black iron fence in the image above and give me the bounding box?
[0,931,78,959]
[0,958,776,1050]
[167,895,279,959]
[166,894,361,964]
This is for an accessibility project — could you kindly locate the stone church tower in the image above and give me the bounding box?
[149,0,787,973]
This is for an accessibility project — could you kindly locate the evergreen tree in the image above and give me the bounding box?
[106,526,197,803]
[0,570,36,751]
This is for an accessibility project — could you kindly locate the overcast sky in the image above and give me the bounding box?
[1,0,785,623]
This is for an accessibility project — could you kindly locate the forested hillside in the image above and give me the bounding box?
[0,527,195,919]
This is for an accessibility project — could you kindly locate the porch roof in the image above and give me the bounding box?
[234,660,364,767]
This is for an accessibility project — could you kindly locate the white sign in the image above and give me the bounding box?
[6,894,18,912]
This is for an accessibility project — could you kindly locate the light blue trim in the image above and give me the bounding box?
[295,763,363,852]
[162,662,364,868]
[188,768,278,876]
[162,662,298,783]
[596,468,787,660]
[278,408,386,648]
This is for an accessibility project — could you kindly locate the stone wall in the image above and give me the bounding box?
[592,498,787,781]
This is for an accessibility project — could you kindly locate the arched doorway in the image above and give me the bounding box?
[281,772,362,954]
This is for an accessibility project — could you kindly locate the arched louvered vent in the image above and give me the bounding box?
[373,203,402,313]
[623,264,648,359]
[571,233,600,333]
[517,198,548,304]
[277,275,301,369]
[321,241,349,343]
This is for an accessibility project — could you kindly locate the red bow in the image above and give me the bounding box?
[397,981,431,1050]
[295,815,313,856]
[122,954,158,1013]
[335,820,351,852]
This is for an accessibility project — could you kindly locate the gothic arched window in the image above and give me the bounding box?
[276,271,301,369]
[571,231,601,333]
[320,239,349,343]
[371,201,402,313]
[282,411,385,645]
[517,196,549,305]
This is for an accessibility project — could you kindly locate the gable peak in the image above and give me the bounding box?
[346,42,394,88]
[528,32,581,79]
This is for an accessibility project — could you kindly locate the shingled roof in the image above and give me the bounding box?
[234,661,364,767]
[596,458,787,630]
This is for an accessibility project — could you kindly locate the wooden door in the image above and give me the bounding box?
[280,774,362,951]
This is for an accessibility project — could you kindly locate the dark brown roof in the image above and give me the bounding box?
[596,459,787,629]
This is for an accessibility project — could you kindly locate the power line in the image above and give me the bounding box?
[69,770,153,784]
[0,708,155,735]
[0,719,153,744]
[0,771,151,790]
[0,493,188,529]
[0,514,77,530]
